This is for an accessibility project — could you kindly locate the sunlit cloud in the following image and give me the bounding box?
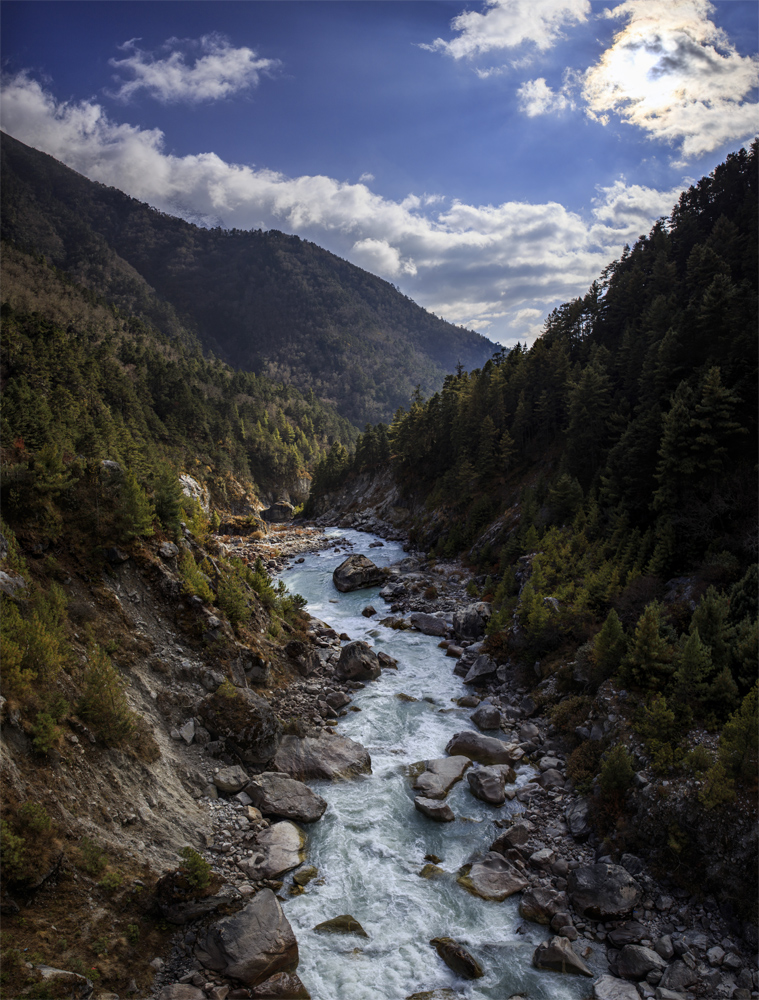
[421,0,590,60]
[0,72,689,347]
[583,0,759,159]
[517,76,572,116]
[108,33,280,103]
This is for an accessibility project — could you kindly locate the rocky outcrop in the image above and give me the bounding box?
[334,640,381,682]
[332,554,388,592]
[272,733,371,780]
[193,890,298,987]
[452,603,491,639]
[244,772,328,823]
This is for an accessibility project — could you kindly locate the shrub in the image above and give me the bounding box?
[599,745,635,796]
[683,745,712,777]
[549,695,591,738]
[635,693,683,775]
[77,644,136,747]
[566,739,604,793]
[718,683,758,784]
[179,551,215,604]
[0,820,27,882]
[217,570,251,628]
[78,836,107,876]
[98,871,123,892]
[592,609,627,685]
[18,802,51,835]
[179,846,211,891]
[32,712,61,753]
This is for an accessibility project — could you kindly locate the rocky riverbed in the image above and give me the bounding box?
[146,521,758,1000]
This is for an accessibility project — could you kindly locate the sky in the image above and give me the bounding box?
[1,1,757,348]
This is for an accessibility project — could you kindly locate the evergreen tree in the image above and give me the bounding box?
[620,602,674,690]
[118,470,155,541]
[592,609,627,685]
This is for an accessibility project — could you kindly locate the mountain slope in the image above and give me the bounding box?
[0,133,498,425]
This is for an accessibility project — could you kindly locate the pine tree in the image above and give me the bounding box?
[620,601,674,690]
[118,470,155,541]
[592,609,627,684]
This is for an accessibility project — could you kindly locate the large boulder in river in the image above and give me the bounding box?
[412,756,471,799]
[408,612,448,637]
[532,936,592,976]
[567,863,642,919]
[457,853,528,901]
[335,640,381,682]
[414,795,455,822]
[242,821,306,880]
[273,733,371,780]
[452,602,491,640]
[463,655,498,685]
[194,889,298,987]
[430,938,483,979]
[198,685,281,764]
[332,554,388,592]
[244,772,327,823]
[445,730,517,765]
[470,702,501,730]
[467,765,513,804]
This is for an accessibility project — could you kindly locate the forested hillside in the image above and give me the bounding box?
[0,133,497,426]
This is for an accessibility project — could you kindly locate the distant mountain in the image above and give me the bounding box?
[0,133,498,425]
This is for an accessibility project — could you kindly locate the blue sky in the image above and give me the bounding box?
[2,1,757,347]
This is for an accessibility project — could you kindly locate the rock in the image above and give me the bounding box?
[378,651,398,669]
[532,936,593,976]
[326,691,351,711]
[412,756,472,799]
[245,772,327,823]
[607,922,647,948]
[653,989,687,1000]
[457,853,528,901]
[452,603,491,640]
[333,554,387,592]
[335,641,381,682]
[657,960,698,991]
[248,973,311,998]
[615,944,667,980]
[273,733,371,781]
[414,796,455,822]
[158,987,206,1000]
[31,966,93,999]
[314,915,368,937]
[179,719,196,744]
[529,848,556,870]
[198,686,282,765]
[654,935,674,960]
[243,821,306,880]
[429,937,484,979]
[463,655,499,685]
[105,546,129,564]
[409,612,448,637]
[0,570,26,597]
[567,863,642,919]
[592,974,641,999]
[405,992,460,1000]
[261,501,295,523]
[213,765,250,794]
[538,768,565,791]
[566,798,592,841]
[159,541,179,559]
[466,766,508,804]
[519,888,566,925]
[194,889,298,987]
[519,722,540,742]
[445,731,516,765]
[470,703,501,730]
[361,606,376,618]
[490,819,535,852]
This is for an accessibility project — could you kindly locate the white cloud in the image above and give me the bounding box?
[517,77,570,116]
[583,0,759,159]
[0,72,690,347]
[422,0,590,60]
[358,172,375,183]
[108,33,279,103]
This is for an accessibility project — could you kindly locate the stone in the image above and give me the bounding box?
[430,937,484,979]
[378,651,398,669]
[532,936,592,976]
[592,975,641,1000]
[615,945,667,980]
[457,853,528,901]
[566,798,592,841]
[194,890,298,987]
[213,765,250,794]
[335,641,381,682]
[463,655,499,685]
[706,945,725,966]
[332,554,387,592]
[248,973,311,998]
[412,756,471,799]
[326,691,351,711]
[538,768,565,791]
[243,821,306,880]
[158,988,206,1000]
[409,612,448,637]
[607,922,647,948]
[654,936,674,960]
[470,703,501,730]
[159,541,179,559]
[445,731,516,765]
[30,966,92,999]
[414,796,455,822]
[245,772,328,824]
[654,989,687,1000]
[361,606,376,618]
[273,733,371,781]
[529,848,556,870]
[452,603,491,640]
[198,686,282,765]
[293,866,318,887]
[490,819,535,852]
[518,888,566,925]
[314,915,368,937]
[657,960,698,991]
[0,570,26,597]
[467,766,508,804]
[567,864,642,919]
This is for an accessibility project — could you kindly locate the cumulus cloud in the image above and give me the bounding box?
[422,0,590,60]
[0,72,689,346]
[108,33,279,103]
[517,76,571,116]
[583,0,759,159]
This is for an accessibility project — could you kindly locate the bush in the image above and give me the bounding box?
[549,695,591,738]
[566,739,604,793]
[77,644,136,747]
[179,846,211,891]
[78,836,107,876]
[179,551,215,604]
[31,712,61,753]
[634,693,683,775]
[599,745,635,796]
[0,820,27,882]
[98,871,123,892]
[217,569,251,628]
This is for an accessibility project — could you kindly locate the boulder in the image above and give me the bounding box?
[470,703,501,730]
[452,603,491,640]
[445,731,516,765]
[198,686,282,765]
[466,766,507,805]
[409,612,448,637]
[592,974,642,1000]
[248,973,311,998]
[429,937,483,979]
[606,922,647,948]
[519,888,567,925]
[158,988,205,1000]
[457,853,528,901]
[243,822,307,880]
[193,890,298,987]
[378,652,398,669]
[566,797,592,841]
[213,765,250,794]
[568,864,642,919]
[414,796,455,822]
[463,655,499,685]
[333,555,387,593]
[532,936,593,976]
[245,773,327,824]
[538,768,565,791]
[657,961,698,991]
[412,756,471,799]
[490,819,535,852]
[615,945,667,981]
[335,641,381,682]
[314,915,368,937]
[273,734,371,781]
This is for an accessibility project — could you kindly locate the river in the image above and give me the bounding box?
[278,528,601,1000]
